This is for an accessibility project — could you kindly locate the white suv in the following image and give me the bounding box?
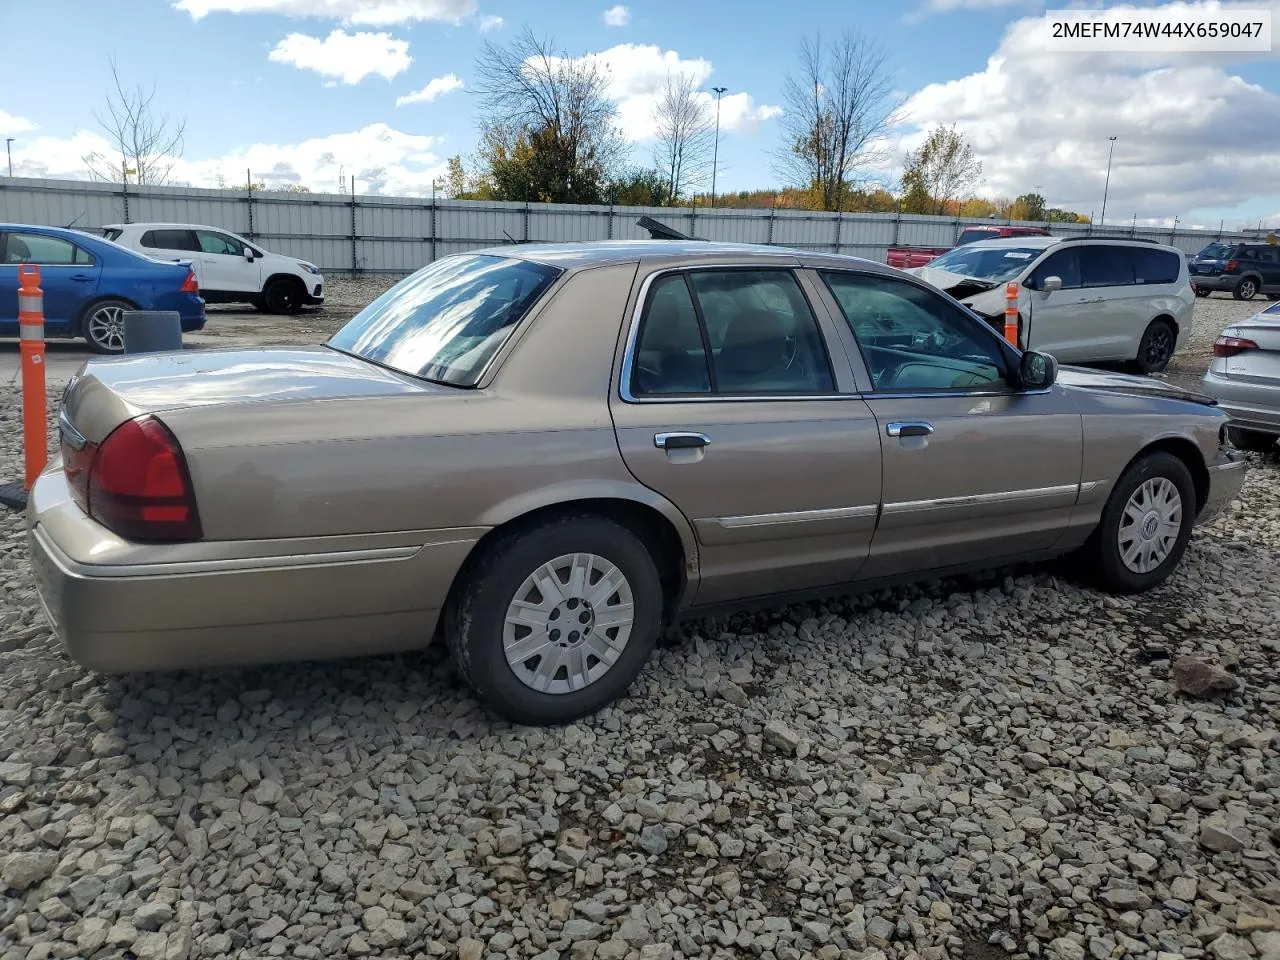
[101,223,324,314]
[907,236,1194,374]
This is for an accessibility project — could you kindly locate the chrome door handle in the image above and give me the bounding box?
[654,431,710,450]
[886,421,933,438]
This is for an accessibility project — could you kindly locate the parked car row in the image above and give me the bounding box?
[0,221,324,353]
[1189,240,1280,301]
[26,239,1247,724]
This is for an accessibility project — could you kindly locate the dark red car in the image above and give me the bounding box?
[887,224,1053,269]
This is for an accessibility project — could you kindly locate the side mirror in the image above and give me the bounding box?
[1019,350,1058,390]
[244,247,255,261]
[1041,276,1063,293]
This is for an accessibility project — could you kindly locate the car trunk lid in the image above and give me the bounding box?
[60,346,439,445]
[1215,305,1280,382]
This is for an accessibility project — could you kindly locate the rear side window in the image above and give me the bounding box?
[100,228,123,242]
[2,232,93,265]
[140,229,199,251]
[1259,248,1280,264]
[630,270,835,397]
[1133,248,1181,285]
[1080,245,1135,287]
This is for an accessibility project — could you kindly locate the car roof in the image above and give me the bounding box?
[103,222,236,232]
[958,235,1184,253]
[468,239,899,274]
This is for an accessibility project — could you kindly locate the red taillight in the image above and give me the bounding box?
[181,269,199,293]
[1213,335,1259,358]
[85,416,202,541]
[1224,259,1239,272]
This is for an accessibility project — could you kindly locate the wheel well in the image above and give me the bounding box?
[1150,313,1177,337]
[440,498,689,627]
[77,296,139,330]
[264,273,305,292]
[1133,438,1209,514]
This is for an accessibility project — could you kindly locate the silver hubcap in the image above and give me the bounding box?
[503,552,635,695]
[1118,477,1182,574]
[1242,281,1256,298]
[87,305,125,351]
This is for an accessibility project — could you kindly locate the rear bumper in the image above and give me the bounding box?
[1190,275,1239,292]
[1201,370,1280,434]
[1198,448,1247,524]
[25,468,480,673]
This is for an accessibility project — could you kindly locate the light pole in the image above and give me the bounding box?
[5,138,13,177]
[710,86,727,207]
[1100,136,1117,227]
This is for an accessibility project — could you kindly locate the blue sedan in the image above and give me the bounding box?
[0,223,205,353]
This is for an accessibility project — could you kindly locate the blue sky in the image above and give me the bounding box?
[3,0,1280,228]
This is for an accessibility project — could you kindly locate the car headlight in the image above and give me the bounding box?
[300,263,321,275]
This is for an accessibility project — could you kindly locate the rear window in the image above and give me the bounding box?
[956,228,998,246]
[1133,248,1181,285]
[328,254,561,387]
[1199,242,1234,259]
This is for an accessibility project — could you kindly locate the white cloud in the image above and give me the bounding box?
[602,4,630,26]
[552,44,781,142]
[477,13,503,31]
[10,123,445,196]
[0,111,37,136]
[173,0,476,25]
[396,73,464,106]
[268,29,412,84]
[885,0,1280,223]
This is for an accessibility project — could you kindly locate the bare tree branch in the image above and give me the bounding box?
[651,72,715,205]
[83,56,186,185]
[901,124,983,215]
[775,29,904,211]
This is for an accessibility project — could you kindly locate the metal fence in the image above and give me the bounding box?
[0,175,1254,275]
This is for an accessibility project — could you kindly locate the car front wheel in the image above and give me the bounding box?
[263,277,304,314]
[1084,451,1195,594]
[444,514,663,725]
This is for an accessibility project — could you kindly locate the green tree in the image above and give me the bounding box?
[606,168,671,206]
[473,27,625,204]
[900,125,983,215]
[1013,192,1046,221]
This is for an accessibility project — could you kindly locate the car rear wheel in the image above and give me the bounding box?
[263,277,304,314]
[1234,277,1259,300]
[1195,287,1211,298]
[1225,426,1277,452]
[81,299,134,355]
[1133,319,1175,375]
[444,514,663,725]
[1082,451,1195,594]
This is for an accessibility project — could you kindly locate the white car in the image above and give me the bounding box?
[907,236,1194,374]
[101,222,324,314]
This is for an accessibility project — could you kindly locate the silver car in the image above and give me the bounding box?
[1203,301,1280,452]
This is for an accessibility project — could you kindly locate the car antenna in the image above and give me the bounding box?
[502,229,518,244]
[64,212,85,229]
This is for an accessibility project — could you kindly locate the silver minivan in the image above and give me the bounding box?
[908,237,1195,374]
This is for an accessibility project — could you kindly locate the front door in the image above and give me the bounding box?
[195,229,260,294]
[815,269,1084,580]
[0,231,102,335]
[610,266,883,605]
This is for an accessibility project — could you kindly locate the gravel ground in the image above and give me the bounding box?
[0,287,1278,960]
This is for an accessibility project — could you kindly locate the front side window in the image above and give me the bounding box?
[197,231,245,256]
[1080,245,1135,287]
[822,272,1008,393]
[2,232,85,265]
[328,254,561,387]
[1029,248,1082,289]
[629,269,835,397]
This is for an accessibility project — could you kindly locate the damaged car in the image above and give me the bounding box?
[907,236,1194,374]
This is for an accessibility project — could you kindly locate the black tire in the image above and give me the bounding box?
[80,298,136,354]
[444,514,664,725]
[1226,426,1277,452]
[1195,287,1211,298]
[1267,294,1280,302]
[263,277,305,314]
[1133,319,1176,375]
[1082,451,1196,594]
[1234,277,1259,300]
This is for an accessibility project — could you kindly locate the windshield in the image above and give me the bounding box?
[1198,242,1233,259]
[328,254,562,387]
[927,246,1042,281]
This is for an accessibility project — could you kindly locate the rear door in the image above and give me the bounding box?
[0,231,101,331]
[195,229,261,295]
[609,264,883,605]
[1255,246,1280,294]
[138,229,203,284]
